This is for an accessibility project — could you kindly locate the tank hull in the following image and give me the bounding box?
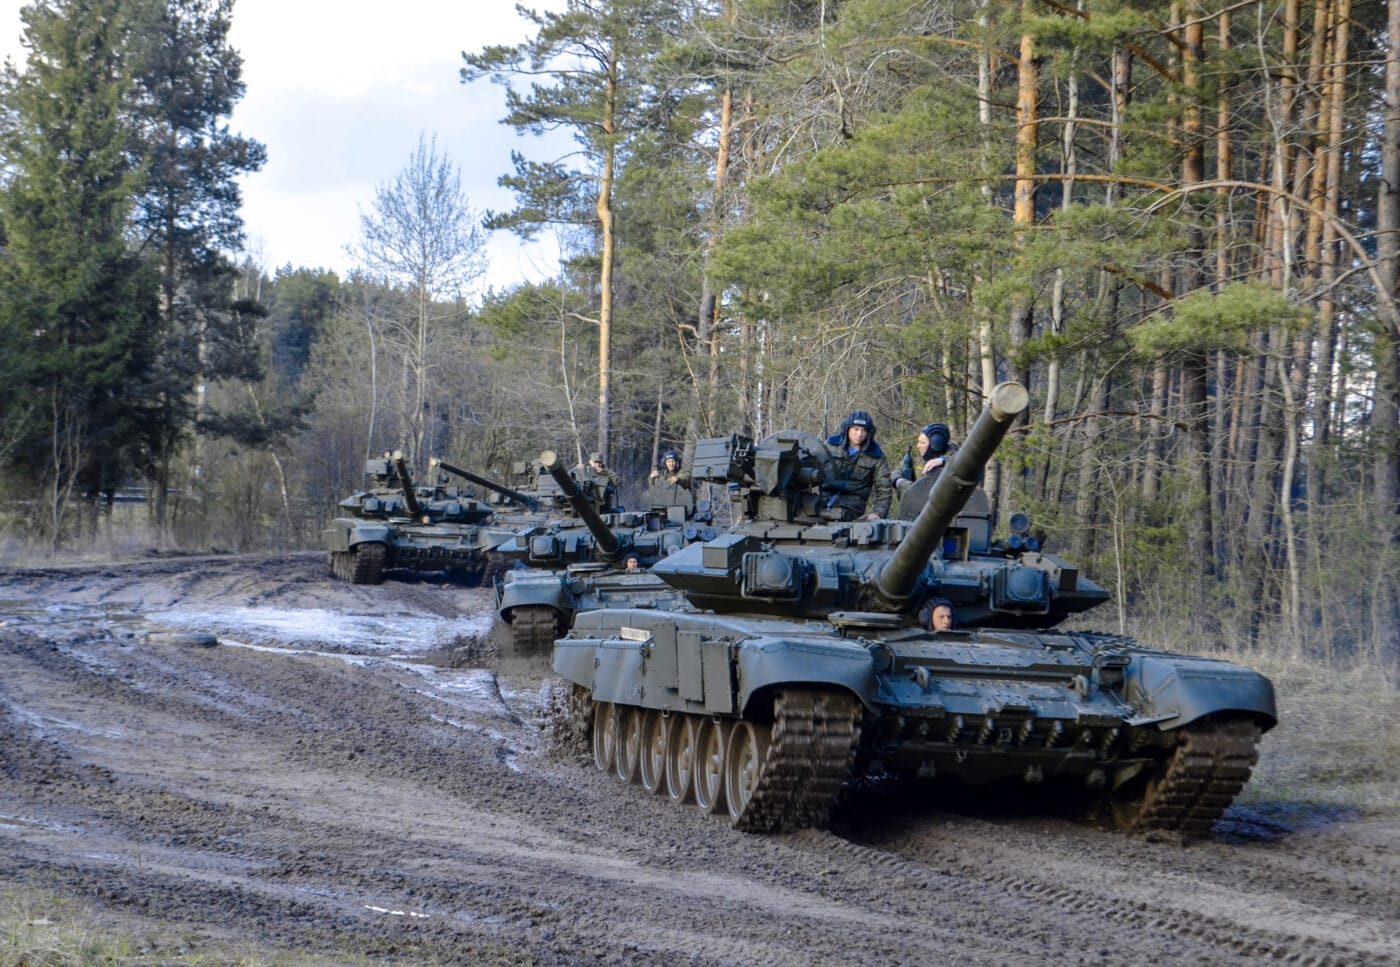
[489,511,692,652]
[496,567,691,654]
[554,608,1275,834]
[322,517,516,585]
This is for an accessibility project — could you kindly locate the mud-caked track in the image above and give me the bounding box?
[0,554,1397,965]
[504,603,560,655]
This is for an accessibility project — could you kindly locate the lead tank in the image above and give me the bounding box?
[553,383,1276,836]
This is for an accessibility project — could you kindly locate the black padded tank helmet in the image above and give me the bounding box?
[921,422,951,459]
[844,410,876,435]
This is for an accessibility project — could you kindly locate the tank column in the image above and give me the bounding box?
[874,381,1030,608]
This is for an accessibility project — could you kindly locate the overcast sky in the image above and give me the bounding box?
[0,0,565,296]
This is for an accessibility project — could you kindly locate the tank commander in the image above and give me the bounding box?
[581,451,617,484]
[648,449,691,490]
[823,410,892,521]
[578,451,618,509]
[919,597,955,632]
[643,448,694,514]
[894,422,957,494]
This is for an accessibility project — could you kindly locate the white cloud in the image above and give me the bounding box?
[1,0,569,295]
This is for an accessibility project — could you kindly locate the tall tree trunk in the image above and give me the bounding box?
[1376,0,1400,527]
[996,3,1040,512]
[596,38,620,461]
[688,0,738,453]
[1213,9,1234,563]
[1040,17,1080,502]
[1009,4,1039,391]
[975,0,999,496]
[1180,0,1213,574]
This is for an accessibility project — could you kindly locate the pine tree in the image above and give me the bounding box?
[0,0,162,546]
[462,0,673,462]
[126,0,266,530]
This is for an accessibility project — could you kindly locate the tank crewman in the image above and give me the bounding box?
[648,450,691,490]
[645,448,694,512]
[893,422,957,494]
[580,450,619,508]
[823,410,892,521]
[919,597,956,632]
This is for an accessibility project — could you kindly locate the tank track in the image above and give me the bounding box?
[508,605,559,655]
[351,542,386,584]
[546,682,594,760]
[734,689,863,833]
[1112,716,1262,837]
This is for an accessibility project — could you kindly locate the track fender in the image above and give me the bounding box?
[496,573,571,620]
[734,635,877,718]
[322,519,390,553]
[1124,653,1278,731]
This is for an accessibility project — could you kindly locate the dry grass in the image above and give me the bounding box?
[1,889,157,966]
[0,888,375,967]
[1231,651,1400,815]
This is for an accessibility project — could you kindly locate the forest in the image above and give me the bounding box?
[0,0,1396,668]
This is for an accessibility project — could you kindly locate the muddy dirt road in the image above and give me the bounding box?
[1,553,1396,965]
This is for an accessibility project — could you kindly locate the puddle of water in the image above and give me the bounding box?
[0,815,47,830]
[9,705,126,740]
[149,606,491,656]
[0,599,110,621]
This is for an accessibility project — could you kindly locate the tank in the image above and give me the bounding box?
[321,451,514,586]
[492,450,699,654]
[551,383,1277,837]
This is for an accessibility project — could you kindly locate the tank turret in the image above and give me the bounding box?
[650,382,1103,626]
[540,450,625,563]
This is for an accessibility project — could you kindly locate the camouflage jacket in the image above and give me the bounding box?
[821,439,892,519]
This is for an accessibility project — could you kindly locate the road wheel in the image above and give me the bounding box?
[725,718,772,825]
[693,718,730,815]
[615,707,642,784]
[638,710,668,795]
[592,702,618,773]
[665,715,697,804]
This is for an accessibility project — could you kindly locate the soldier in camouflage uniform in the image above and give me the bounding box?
[823,410,892,521]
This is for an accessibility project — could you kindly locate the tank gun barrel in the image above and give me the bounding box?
[877,382,1030,604]
[540,450,624,562]
[392,451,422,517]
[436,459,539,512]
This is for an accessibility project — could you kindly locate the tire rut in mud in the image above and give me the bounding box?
[2,555,1397,966]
